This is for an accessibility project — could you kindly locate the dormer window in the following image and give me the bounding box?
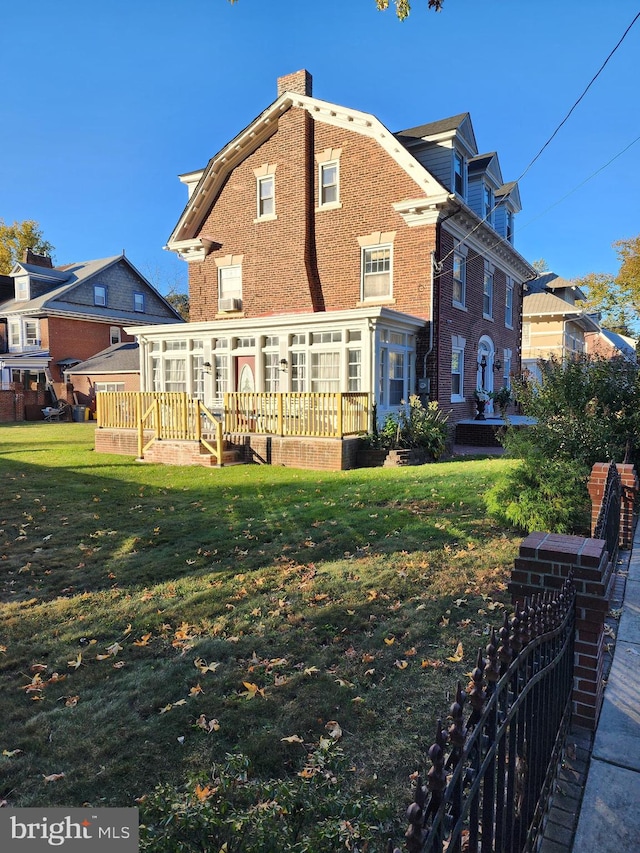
[15,275,30,301]
[454,152,466,197]
[506,209,514,243]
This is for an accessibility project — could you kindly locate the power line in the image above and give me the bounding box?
[437,10,640,270]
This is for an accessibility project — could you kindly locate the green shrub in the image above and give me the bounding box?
[367,396,449,460]
[139,738,397,853]
[485,455,591,535]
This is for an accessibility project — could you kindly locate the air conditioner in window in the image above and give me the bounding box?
[218,297,242,312]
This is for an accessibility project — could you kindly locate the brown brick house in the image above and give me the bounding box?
[131,70,534,428]
[0,250,183,420]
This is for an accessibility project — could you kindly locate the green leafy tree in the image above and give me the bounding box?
[227,0,445,21]
[165,288,190,321]
[0,219,54,274]
[486,353,640,534]
[575,234,640,335]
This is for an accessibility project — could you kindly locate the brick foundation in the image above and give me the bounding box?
[228,433,361,471]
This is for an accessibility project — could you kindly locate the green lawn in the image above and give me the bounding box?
[0,422,520,843]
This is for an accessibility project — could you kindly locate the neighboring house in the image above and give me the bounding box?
[129,70,534,429]
[0,250,183,415]
[67,341,142,410]
[522,272,600,382]
[585,328,637,362]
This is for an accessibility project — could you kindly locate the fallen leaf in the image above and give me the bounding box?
[325,720,343,740]
[43,773,65,783]
[2,749,23,757]
[447,641,464,663]
[133,633,152,647]
[194,783,216,801]
[189,684,204,697]
[395,659,409,670]
[384,636,396,646]
[67,653,82,670]
[281,734,305,744]
[240,682,265,700]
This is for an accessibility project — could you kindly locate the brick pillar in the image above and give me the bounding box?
[509,532,615,730]
[587,462,638,550]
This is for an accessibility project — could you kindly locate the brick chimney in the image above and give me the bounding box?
[277,69,312,98]
[23,248,53,268]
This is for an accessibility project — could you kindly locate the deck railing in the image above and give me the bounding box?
[96,392,224,464]
[224,391,369,437]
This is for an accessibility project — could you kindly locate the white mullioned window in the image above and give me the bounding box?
[218,264,242,312]
[311,351,340,392]
[451,335,466,402]
[320,161,339,206]
[257,175,275,218]
[362,245,392,300]
[291,351,306,392]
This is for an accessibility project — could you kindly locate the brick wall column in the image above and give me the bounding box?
[509,532,614,730]
[587,462,638,550]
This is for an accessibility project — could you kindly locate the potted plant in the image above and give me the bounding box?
[473,388,489,420]
[491,385,512,418]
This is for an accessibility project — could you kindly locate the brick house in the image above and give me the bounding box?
[130,70,534,433]
[0,250,183,420]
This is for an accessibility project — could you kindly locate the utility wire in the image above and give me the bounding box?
[436,10,640,271]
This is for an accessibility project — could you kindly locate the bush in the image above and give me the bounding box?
[139,738,397,853]
[367,396,449,460]
[484,455,591,535]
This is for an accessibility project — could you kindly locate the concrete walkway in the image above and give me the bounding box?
[571,523,640,850]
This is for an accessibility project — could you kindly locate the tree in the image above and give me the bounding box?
[227,0,445,21]
[575,234,640,335]
[165,288,190,321]
[532,258,550,274]
[0,219,54,274]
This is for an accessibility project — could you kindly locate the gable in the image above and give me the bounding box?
[167,93,451,258]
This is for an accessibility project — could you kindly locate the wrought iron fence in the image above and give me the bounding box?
[389,577,575,853]
[593,460,621,566]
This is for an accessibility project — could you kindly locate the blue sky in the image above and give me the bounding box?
[2,0,639,294]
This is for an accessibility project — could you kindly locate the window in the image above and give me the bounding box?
[291,351,306,392]
[454,152,465,196]
[94,285,107,306]
[311,330,341,344]
[348,349,362,392]
[362,246,392,300]
[9,321,20,348]
[164,358,186,392]
[95,382,125,393]
[15,276,30,301]
[522,323,531,346]
[24,321,39,346]
[502,349,512,390]
[134,292,145,312]
[506,209,514,243]
[311,351,340,392]
[214,355,229,397]
[483,266,494,318]
[151,357,162,391]
[452,252,466,307]
[320,161,339,206]
[505,278,514,328]
[218,265,242,311]
[264,352,280,392]
[388,352,405,405]
[110,327,121,345]
[192,341,204,400]
[451,348,464,400]
[257,175,275,218]
[484,185,493,224]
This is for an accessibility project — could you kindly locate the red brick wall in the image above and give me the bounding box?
[189,106,436,323]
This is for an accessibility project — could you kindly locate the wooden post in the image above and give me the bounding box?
[336,393,343,438]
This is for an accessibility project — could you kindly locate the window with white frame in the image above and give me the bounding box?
[24,320,39,346]
[263,336,280,392]
[291,351,306,392]
[483,264,494,319]
[15,276,30,301]
[191,341,204,400]
[502,349,512,389]
[257,175,275,219]
[95,382,125,393]
[388,351,405,405]
[311,351,340,392]
[451,335,466,401]
[347,349,362,392]
[151,357,162,391]
[320,161,339,206]
[214,354,229,398]
[164,358,186,392]
[9,320,20,348]
[218,264,242,312]
[505,278,514,328]
[362,245,392,300]
[110,327,121,345]
[452,251,466,307]
[134,292,145,312]
[94,285,107,306]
